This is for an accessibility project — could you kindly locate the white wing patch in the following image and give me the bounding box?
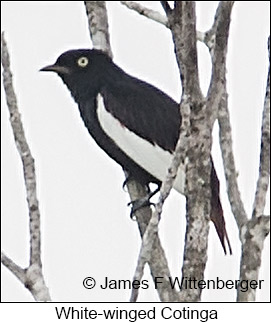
[97,94,185,194]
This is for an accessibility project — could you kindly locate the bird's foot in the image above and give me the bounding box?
[128,197,155,219]
[128,187,160,220]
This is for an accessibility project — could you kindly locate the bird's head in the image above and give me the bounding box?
[40,49,112,102]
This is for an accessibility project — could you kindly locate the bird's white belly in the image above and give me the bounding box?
[97,94,185,194]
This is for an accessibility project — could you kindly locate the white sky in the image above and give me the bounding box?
[1,1,270,302]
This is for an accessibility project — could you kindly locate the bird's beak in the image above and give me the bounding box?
[40,64,70,74]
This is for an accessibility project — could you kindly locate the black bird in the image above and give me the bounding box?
[41,49,232,254]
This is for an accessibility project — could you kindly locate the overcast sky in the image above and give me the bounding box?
[1,1,270,302]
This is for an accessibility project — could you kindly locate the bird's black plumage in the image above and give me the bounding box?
[41,49,232,254]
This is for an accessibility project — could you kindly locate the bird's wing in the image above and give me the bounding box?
[96,87,185,194]
[101,77,181,152]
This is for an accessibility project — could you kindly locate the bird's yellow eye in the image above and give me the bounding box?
[77,56,89,67]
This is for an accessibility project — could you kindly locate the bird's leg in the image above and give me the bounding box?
[128,186,160,219]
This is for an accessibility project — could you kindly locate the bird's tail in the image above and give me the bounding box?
[210,162,232,255]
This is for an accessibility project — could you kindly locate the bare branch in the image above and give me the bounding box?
[125,178,180,302]
[202,2,234,52]
[175,3,234,300]
[1,32,42,268]
[120,1,168,27]
[130,204,178,302]
[120,1,207,46]
[163,2,213,302]
[1,33,51,301]
[2,252,52,302]
[178,100,210,302]
[237,38,270,302]
[1,252,26,284]
[167,1,202,99]
[207,1,234,125]
[131,1,236,300]
[218,95,247,230]
[84,1,113,57]
[252,38,270,218]
[206,2,247,231]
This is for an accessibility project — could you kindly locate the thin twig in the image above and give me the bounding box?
[121,1,168,27]
[120,1,209,46]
